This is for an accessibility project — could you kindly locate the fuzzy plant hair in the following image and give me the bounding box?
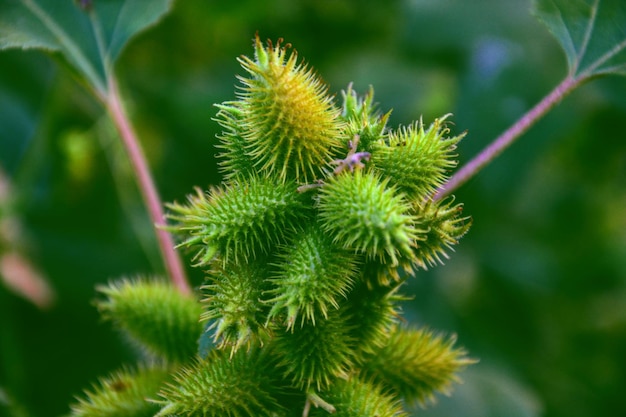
[70,35,474,417]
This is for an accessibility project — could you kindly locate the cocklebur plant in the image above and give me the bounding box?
[0,1,623,416]
[69,36,473,417]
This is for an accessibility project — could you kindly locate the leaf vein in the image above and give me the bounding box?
[20,0,106,95]
[575,0,599,75]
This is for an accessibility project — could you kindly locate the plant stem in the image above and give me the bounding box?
[433,74,584,201]
[105,79,191,295]
[306,392,336,415]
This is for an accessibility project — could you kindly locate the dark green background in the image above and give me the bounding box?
[1,1,625,416]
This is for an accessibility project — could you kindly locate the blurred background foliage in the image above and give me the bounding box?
[1,0,625,416]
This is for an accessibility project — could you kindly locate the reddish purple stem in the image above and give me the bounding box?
[434,75,584,201]
[106,79,191,295]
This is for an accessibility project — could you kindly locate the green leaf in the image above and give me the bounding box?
[533,0,626,78]
[0,0,173,95]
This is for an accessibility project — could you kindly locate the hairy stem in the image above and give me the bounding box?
[433,74,585,201]
[105,79,191,295]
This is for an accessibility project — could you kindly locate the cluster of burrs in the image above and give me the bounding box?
[70,36,474,417]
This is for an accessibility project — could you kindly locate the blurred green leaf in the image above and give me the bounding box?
[0,0,173,95]
[533,0,626,78]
